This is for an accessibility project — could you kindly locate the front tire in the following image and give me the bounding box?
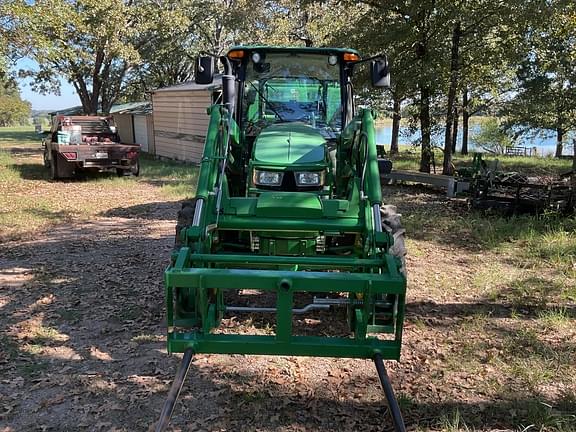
[174,198,197,251]
[173,198,197,316]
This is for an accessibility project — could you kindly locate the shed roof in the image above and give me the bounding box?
[49,101,151,116]
[113,102,152,115]
[153,75,222,93]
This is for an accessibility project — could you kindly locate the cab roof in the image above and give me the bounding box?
[228,46,361,57]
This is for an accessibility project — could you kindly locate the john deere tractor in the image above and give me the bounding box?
[157,46,407,431]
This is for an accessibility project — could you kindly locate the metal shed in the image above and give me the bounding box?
[113,102,154,153]
[152,78,221,163]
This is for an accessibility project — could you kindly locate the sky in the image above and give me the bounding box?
[15,58,79,111]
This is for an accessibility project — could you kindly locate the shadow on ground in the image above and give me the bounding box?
[100,201,183,221]
[0,130,41,144]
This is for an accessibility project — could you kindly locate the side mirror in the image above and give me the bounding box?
[371,58,390,88]
[195,56,215,85]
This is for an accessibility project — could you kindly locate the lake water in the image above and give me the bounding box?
[375,124,575,157]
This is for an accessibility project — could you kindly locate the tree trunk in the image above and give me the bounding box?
[461,88,470,155]
[442,21,461,176]
[390,95,401,155]
[72,81,90,114]
[419,86,432,173]
[555,127,564,158]
[91,47,104,115]
[451,106,459,154]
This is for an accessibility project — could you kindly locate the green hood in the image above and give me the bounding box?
[253,123,325,165]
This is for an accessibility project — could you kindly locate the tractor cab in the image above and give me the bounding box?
[195,46,389,197]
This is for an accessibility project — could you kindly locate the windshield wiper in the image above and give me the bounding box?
[248,81,285,122]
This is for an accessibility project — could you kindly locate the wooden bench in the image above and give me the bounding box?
[381,170,457,197]
[505,146,535,157]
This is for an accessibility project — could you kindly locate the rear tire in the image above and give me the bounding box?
[117,161,139,177]
[131,160,140,177]
[50,151,74,180]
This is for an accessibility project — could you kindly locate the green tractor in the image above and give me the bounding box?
[157,46,407,431]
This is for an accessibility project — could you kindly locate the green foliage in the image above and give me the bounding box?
[0,94,30,126]
[502,0,576,157]
[332,0,519,171]
[7,0,144,113]
[123,0,352,100]
[0,76,30,126]
[472,118,514,154]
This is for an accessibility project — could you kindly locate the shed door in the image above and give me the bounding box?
[134,115,149,152]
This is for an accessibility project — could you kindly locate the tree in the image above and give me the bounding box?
[472,117,513,154]
[0,75,31,126]
[439,0,521,173]
[503,0,576,158]
[337,0,452,173]
[7,0,145,114]
[122,0,312,101]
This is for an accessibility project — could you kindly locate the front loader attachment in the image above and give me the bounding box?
[165,247,406,358]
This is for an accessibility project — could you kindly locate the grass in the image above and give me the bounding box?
[28,325,69,344]
[514,399,576,432]
[386,147,573,176]
[0,126,198,239]
[130,333,162,344]
[89,154,199,198]
[404,195,575,310]
[139,154,199,197]
[538,308,573,329]
[2,125,576,431]
[438,409,471,432]
[0,125,43,149]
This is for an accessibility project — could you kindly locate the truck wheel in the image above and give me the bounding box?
[381,204,407,276]
[51,152,74,180]
[117,161,140,177]
[130,160,140,177]
[50,152,60,180]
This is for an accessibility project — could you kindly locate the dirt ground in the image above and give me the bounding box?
[1,144,575,432]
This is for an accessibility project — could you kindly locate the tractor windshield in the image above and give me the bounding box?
[242,53,342,136]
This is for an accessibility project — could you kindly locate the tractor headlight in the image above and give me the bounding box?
[295,171,324,186]
[253,170,283,186]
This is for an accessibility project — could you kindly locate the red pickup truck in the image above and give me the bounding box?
[42,115,140,180]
